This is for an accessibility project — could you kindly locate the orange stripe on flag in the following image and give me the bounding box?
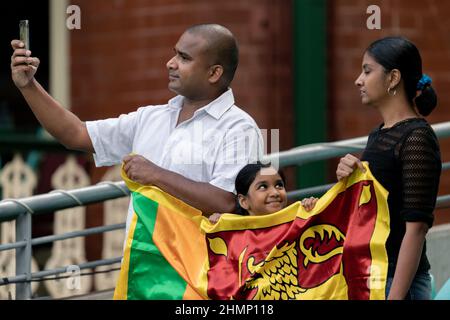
[153,204,209,299]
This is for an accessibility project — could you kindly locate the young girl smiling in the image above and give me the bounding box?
[209,162,317,222]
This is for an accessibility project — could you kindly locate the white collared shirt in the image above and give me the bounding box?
[86,88,263,235]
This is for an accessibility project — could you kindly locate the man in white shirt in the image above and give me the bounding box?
[10,24,263,234]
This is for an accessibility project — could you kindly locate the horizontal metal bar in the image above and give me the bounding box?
[287,183,334,200]
[288,184,450,210]
[0,257,122,285]
[31,223,126,246]
[442,162,450,171]
[0,240,27,251]
[0,223,125,252]
[0,181,130,221]
[436,195,450,208]
[264,137,367,167]
[0,274,27,285]
[264,122,450,167]
[31,257,122,279]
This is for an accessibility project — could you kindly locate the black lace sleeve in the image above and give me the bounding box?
[399,127,441,227]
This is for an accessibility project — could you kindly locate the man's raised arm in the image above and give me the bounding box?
[10,40,94,153]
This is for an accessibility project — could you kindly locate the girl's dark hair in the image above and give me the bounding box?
[366,36,437,116]
[234,161,286,215]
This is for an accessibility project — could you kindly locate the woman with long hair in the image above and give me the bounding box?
[336,36,441,300]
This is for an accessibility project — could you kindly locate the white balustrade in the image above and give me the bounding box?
[0,154,39,299]
[94,165,128,291]
[44,155,92,298]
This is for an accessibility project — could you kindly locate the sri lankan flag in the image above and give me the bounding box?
[114,162,390,300]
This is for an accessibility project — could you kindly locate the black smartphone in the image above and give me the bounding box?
[19,20,29,50]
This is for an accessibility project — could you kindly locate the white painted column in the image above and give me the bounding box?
[50,0,70,110]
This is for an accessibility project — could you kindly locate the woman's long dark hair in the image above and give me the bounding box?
[366,36,437,116]
[234,161,286,215]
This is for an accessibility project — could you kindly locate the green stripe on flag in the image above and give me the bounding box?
[127,191,187,299]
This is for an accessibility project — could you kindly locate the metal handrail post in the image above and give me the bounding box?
[15,210,32,299]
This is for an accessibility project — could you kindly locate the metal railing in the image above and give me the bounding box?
[1,120,450,299]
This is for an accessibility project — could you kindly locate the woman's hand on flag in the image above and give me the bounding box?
[336,154,366,181]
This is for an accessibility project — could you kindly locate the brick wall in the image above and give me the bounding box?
[328,0,450,224]
[70,0,293,147]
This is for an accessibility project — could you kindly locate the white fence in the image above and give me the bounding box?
[0,155,127,299]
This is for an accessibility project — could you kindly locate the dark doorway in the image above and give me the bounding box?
[0,1,49,133]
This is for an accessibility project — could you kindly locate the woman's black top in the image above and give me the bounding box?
[361,118,441,276]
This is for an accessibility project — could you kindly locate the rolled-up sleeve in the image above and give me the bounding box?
[86,110,139,167]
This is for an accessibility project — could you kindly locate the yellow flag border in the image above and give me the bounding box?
[113,211,139,300]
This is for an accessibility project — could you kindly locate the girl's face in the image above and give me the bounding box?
[238,167,287,216]
[354,52,391,106]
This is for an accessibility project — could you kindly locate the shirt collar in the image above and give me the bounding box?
[167,95,183,110]
[201,88,235,120]
[167,88,235,120]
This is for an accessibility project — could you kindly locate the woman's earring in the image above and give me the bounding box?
[387,87,397,96]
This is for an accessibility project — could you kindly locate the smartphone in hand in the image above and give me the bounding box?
[19,20,29,50]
